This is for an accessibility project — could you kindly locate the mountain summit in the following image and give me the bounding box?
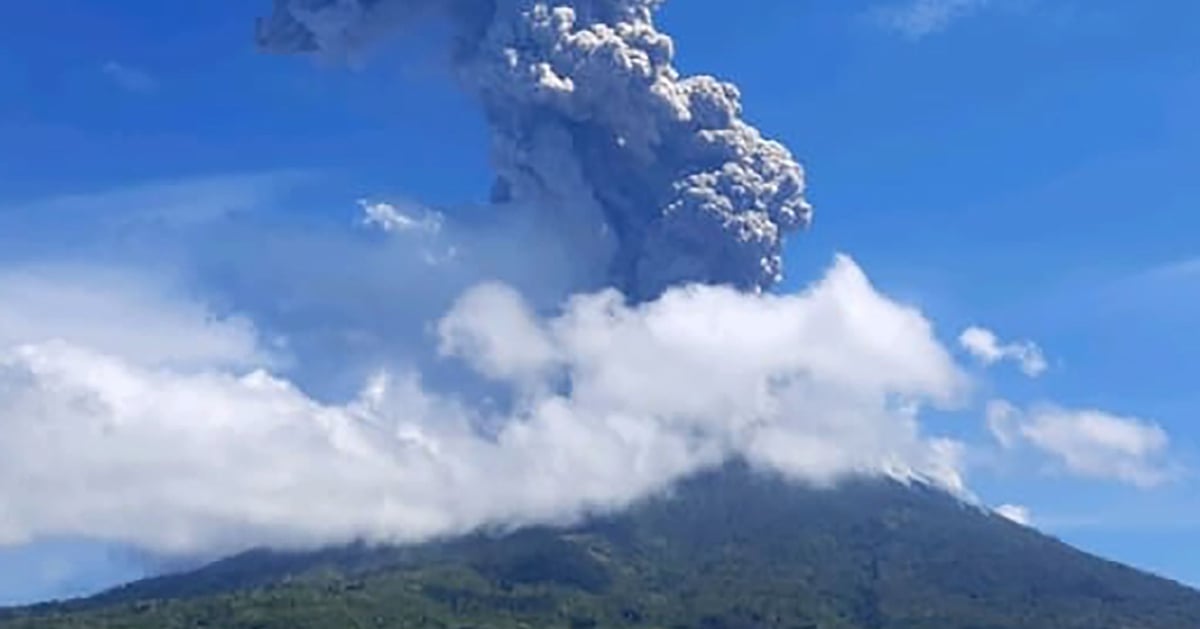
[4,466,1198,628]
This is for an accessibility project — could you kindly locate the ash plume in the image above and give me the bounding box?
[257,0,813,300]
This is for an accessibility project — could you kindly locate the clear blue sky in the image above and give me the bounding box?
[1,0,1198,604]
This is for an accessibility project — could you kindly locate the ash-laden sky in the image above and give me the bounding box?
[0,0,1195,603]
[0,0,969,558]
[259,0,813,301]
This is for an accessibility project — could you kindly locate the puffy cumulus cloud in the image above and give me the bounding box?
[0,255,969,556]
[987,400,1175,488]
[994,503,1032,526]
[258,0,812,301]
[0,266,269,370]
[959,325,1047,377]
[872,0,992,39]
[438,283,560,386]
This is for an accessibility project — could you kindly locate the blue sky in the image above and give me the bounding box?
[1,0,1198,605]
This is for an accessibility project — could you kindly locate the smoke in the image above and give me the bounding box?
[0,5,1178,585]
[257,0,812,300]
[0,2,984,569]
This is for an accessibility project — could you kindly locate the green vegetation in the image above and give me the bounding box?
[4,466,1198,628]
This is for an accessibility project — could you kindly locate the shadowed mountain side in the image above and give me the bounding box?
[4,465,1198,628]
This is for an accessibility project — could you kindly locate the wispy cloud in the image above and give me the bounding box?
[358,199,443,235]
[995,503,1032,526]
[1143,256,1200,282]
[872,0,992,39]
[959,326,1047,377]
[1034,510,1200,533]
[988,400,1176,488]
[0,264,270,370]
[2,171,310,228]
[100,61,158,94]
[1085,256,1200,331]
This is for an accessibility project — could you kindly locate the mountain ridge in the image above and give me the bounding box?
[3,465,1198,628]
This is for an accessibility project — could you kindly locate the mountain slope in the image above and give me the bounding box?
[3,466,1198,628]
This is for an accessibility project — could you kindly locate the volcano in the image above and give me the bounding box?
[4,466,1198,629]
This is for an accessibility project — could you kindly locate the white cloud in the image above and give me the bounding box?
[959,325,1047,377]
[0,175,608,404]
[358,199,443,235]
[0,256,970,556]
[1,172,308,235]
[988,401,1174,488]
[0,265,269,370]
[358,199,456,266]
[985,399,1020,447]
[1021,408,1173,488]
[873,0,991,39]
[437,283,560,386]
[995,503,1032,526]
[100,62,158,94]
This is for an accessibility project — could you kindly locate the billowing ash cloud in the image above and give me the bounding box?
[257,0,812,300]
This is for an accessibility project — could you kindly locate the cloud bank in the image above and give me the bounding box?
[0,256,966,555]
